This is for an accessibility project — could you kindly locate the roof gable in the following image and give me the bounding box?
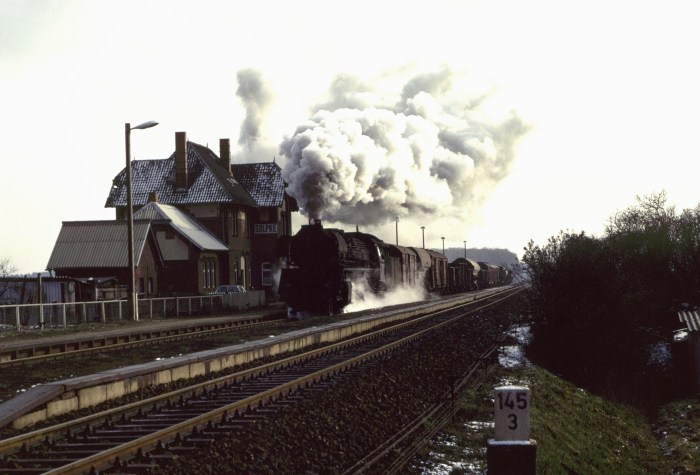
[134,202,228,251]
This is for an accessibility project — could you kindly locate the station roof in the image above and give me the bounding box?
[46,220,151,269]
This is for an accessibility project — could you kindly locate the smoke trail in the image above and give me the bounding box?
[236,68,273,149]
[280,67,528,226]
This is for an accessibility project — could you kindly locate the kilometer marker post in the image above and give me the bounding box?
[487,385,537,474]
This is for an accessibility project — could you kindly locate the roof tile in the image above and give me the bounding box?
[232,162,285,207]
[105,142,257,209]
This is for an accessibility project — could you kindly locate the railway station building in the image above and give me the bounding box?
[47,131,297,299]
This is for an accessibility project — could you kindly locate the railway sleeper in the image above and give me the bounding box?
[5,457,78,467]
[122,462,159,472]
[182,437,216,446]
[213,421,258,430]
[155,409,212,417]
[0,470,46,474]
[54,442,117,450]
[81,433,146,441]
[128,415,198,422]
[44,449,104,458]
[165,444,199,454]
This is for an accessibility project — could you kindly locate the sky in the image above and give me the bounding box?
[2,0,700,274]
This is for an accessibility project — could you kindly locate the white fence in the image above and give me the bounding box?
[0,291,266,331]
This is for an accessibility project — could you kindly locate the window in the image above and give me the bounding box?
[202,259,217,290]
[229,209,238,237]
[147,278,154,294]
[239,211,247,237]
[239,256,246,287]
[262,262,273,286]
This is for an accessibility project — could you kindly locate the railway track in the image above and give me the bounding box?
[344,330,506,474]
[0,312,286,368]
[0,289,521,474]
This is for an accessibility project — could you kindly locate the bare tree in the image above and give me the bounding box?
[0,257,18,303]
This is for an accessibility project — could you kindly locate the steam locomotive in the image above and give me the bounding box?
[277,220,510,316]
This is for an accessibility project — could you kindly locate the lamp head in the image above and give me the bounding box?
[131,121,159,130]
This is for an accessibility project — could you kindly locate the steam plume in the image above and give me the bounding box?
[236,68,273,149]
[280,67,528,226]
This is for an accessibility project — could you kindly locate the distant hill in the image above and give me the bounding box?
[434,247,520,265]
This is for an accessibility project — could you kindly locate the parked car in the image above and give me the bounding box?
[210,285,246,294]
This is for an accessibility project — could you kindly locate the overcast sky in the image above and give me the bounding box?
[2,0,699,274]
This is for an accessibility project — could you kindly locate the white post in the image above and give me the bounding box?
[494,385,530,440]
[487,385,536,474]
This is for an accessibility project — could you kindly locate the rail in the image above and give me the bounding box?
[0,290,511,473]
[0,291,266,331]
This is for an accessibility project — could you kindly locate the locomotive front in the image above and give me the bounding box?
[278,220,353,317]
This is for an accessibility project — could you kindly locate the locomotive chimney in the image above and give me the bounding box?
[175,131,188,191]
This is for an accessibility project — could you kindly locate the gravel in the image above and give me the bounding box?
[152,295,526,474]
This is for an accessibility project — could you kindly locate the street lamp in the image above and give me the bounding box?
[395,216,399,245]
[464,240,467,259]
[125,120,158,321]
[441,236,445,255]
[421,226,425,249]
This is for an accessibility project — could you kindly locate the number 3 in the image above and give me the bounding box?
[508,413,518,430]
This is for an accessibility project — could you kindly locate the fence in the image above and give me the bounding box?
[0,291,266,331]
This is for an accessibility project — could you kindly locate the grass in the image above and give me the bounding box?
[412,365,695,474]
[522,367,671,474]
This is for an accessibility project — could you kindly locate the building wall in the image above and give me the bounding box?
[250,201,296,295]
[159,259,195,296]
[155,230,189,260]
[135,235,160,298]
[113,194,295,295]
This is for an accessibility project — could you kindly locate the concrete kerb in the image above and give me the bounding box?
[0,293,479,430]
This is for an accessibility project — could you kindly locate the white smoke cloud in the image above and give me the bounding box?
[343,273,428,314]
[280,67,529,227]
[236,68,273,148]
[234,68,278,163]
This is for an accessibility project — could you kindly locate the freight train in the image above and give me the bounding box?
[277,220,511,317]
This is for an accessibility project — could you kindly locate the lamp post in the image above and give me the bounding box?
[125,120,158,321]
[441,236,445,255]
[395,216,399,245]
[421,226,425,249]
[464,240,467,258]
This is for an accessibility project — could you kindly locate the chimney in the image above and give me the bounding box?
[175,132,188,191]
[148,192,159,203]
[219,138,232,176]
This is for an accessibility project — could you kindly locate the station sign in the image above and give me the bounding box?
[254,223,278,234]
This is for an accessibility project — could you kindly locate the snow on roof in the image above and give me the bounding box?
[134,202,228,251]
